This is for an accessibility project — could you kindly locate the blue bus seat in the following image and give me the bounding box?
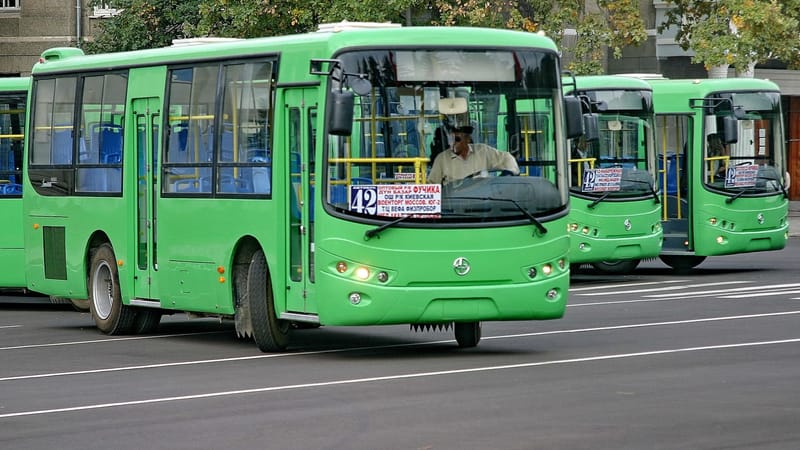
[0,183,22,195]
[52,128,73,164]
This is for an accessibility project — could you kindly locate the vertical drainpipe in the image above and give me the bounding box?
[76,0,82,47]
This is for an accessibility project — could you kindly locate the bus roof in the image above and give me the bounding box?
[0,77,30,92]
[31,27,559,78]
[563,75,652,94]
[645,77,780,96]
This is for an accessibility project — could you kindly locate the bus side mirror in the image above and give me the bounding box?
[327,90,354,136]
[583,113,600,143]
[722,115,738,145]
[564,96,584,139]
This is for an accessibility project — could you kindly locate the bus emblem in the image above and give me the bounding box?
[624,219,632,231]
[453,257,471,276]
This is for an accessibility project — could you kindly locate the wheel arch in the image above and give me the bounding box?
[78,231,114,299]
[231,235,268,338]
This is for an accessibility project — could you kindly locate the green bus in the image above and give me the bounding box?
[646,77,789,270]
[563,75,662,273]
[23,24,582,351]
[0,77,28,290]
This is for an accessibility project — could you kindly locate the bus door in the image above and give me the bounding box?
[132,97,161,299]
[656,114,693,252]
[283,87,317,314]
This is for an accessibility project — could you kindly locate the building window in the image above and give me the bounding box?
[0,0,19,9]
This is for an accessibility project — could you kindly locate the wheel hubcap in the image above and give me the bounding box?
[93,262,114,320]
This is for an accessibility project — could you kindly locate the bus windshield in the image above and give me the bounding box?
[325,49,568,224]
[570,89,656,199]
[701,91,786,196]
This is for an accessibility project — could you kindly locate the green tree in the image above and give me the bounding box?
[86,0,647,76]
[659,0,800,75]
[189,0,422,38]
[432,0,646,75]
[85,0,203,53]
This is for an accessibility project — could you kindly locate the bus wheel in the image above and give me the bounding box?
[70,299,90,312]
[50,297,90,312]
[591,259,640,274]
[247,249,290,352]
[133,309,162,334]
[454,322,481,348]
[88,244,136,335]
[659,255,706,271]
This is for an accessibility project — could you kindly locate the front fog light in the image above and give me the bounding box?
[355,266,370,280]
[546,288,559,300]
[542,263,553,276]
[349,292,362,305]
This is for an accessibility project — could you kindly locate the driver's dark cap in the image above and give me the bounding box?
[453,125,473,134]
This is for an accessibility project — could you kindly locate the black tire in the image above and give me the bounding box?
[133,309,162,334]
[88,244,136,334]
[70,298,90,312]
[49,297,91,312]
[591,259,641,274]
[659,255,706,271]
[454,322,481,348]
[49,296,71,305]
[246,249,290,352]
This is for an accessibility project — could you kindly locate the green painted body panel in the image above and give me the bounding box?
[564,76,663,264]
[568,196,663,264]
[0,77,28,288]
[23,26,570,328]
[647,77,789,258]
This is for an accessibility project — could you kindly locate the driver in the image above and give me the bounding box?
[427,125,519,184]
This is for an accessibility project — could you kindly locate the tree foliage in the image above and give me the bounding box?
[84,0,203,53]
[660,0,800,72]
[85,0,646,75]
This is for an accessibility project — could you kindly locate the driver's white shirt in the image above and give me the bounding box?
[427,143,519,184]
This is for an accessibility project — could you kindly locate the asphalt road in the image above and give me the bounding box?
[1,240,799,450]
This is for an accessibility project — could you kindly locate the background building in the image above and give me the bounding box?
[2,0,799,198]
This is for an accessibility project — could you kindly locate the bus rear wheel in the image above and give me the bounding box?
[591,259,640,274]
[50,297,90,312]
[247,249,290,352]
[133,309,162,334]
[659,255,706,271]
[88,244,136,334]
[455,322,481,348]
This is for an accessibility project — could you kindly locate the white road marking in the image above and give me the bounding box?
[720,290,800,299]
[0,331,229,351]
[569,280,688,292]
[574,281,750,296]
[2,310,799,383]
[643,283,800,299]
[0,325,22,330]
[1,336,798,419]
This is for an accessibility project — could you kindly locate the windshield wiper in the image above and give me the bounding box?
[725,189,748,204]
[587,192,610,209]
[446,195,547,235]
[622,178,660,204]
[757,175,789,199]
[364,215,413,240]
